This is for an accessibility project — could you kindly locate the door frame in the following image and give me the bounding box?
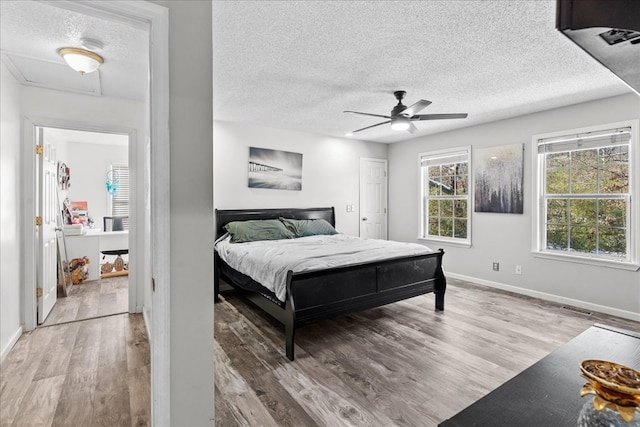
[20,1,170,425]
[359,157,388,239]
[23,120,138,329]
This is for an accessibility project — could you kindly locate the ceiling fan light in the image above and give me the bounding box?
[58,47,104,75]
[391,116,410,131]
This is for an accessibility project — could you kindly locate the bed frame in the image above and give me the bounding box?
[214,207,446,360]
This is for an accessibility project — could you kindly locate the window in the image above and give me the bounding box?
[420,147,471,245]
[110,164,129,229]
[535,122,638,267]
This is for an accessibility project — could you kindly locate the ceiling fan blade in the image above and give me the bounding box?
[353,120,391,133]
[344,111,392,119]
[401,100,432,117]
[407,122,419,134]
[412,113,468,120]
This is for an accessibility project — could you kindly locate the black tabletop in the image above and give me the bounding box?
[439,324,640,427]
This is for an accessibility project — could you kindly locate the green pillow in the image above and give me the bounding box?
[279,217,338,237]
[224,219,295,243]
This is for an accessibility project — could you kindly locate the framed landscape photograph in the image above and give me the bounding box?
[474,143,524,214]
[248,147,303,191]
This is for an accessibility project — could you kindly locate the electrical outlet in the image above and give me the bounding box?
[515,265,522,275]
[492,262,499,271]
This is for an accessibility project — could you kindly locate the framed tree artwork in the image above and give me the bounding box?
[474,143,524,214]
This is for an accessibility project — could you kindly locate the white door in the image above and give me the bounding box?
[359,158,388,239]
[37,127,58,324]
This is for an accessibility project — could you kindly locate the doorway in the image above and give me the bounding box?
[23,118,144,332]
[359,158,388,239]
[11,1,171,422]
[36,126,132,327]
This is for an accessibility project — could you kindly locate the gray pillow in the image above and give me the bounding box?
[224,219,295,243]
[279,217,338,237]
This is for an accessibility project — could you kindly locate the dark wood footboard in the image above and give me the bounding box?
[214,207,446,361]
[282,250,445,360]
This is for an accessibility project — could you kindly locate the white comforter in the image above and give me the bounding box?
[215,234,435,302]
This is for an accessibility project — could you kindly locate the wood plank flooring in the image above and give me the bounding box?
[43,276,128,327]
[214,277,639,427]
[0,313,150,426]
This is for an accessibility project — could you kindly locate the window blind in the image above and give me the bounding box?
[420,150,468,166]
[537,127,631,153]
[111,164,129,229]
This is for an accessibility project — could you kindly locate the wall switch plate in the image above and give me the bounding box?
[515,265,522,275]
[492,262,499,271]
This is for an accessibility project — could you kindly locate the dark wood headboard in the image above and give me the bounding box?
[215,207,336,239]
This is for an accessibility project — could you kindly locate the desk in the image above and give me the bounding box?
[64,229,128,281]
[439,324,640,427]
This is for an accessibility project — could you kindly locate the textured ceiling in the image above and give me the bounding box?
[213,0,633,143]
[1,1,633,144]
[0,0,148,101]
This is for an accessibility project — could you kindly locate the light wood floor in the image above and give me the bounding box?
[0,313,150,426]
[43,276,129,327]
[214,278,639,427]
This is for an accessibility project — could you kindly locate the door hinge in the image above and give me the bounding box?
[384,208,387,214]
[35,216,43,226]
[36,145,43,155]
[36,288,43,298]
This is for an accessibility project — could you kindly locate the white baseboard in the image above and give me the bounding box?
[1,326,24,361]
[447,272,640,322]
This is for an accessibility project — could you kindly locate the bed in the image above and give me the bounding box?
[214,207,446,360]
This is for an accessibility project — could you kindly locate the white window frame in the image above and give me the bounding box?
[532,120,640,271]
[418,146,472,247]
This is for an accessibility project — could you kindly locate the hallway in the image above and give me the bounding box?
[43,276,129,327]
[0,313,150,426]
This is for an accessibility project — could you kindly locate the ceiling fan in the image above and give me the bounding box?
[344,90,468,134]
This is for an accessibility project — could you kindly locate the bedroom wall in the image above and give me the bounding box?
[61,140,128,228]
[0,63,23,358]
[388,93,640,320]
[214,120,388,236]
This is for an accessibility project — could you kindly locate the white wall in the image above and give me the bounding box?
[149,1,214,424]
[388,93,640,320]
[214,121,388,236]
[61,140,128,228]
[0,63,23,357]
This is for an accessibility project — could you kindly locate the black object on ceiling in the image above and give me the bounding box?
[599,28,640,45]
[344,91,468,134]
[557,0,640,95]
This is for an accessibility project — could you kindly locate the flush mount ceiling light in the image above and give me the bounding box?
[57,47,104,75]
